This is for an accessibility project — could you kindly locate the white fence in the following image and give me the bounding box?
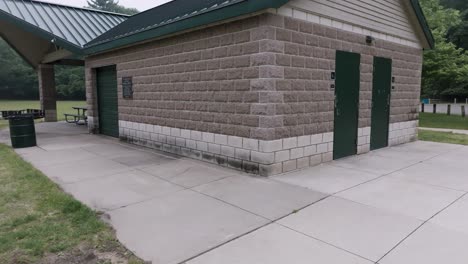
[419,104,467,116]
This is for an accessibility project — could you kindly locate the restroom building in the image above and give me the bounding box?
[0,0,433,175]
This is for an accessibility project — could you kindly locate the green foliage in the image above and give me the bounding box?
[0,40,38,99]
[87,0,139,15]
[420,112,468,130]
[440,0,468,11]
[0,39,85,100]
[446,8,468,50]
[419,130,468,145]
[420,0,468,98]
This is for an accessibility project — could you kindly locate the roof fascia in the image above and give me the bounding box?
[410,0,435,49]
[84,0,289,55]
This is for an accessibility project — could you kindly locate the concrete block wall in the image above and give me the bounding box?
[119,120,333,176]
[389,120,419,146]
[85,12,423,175]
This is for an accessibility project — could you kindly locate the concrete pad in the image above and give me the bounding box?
[430,195,468,234]
[337,177,464,221]
[111,151,176,167]
[331,154,417,176]
[370,146,440,163]
[82,143,145,159]
[108,190,268,264]
[20,148,99,168]
[390,162,468,192]
[279,197,422,261]
[140,159,236,188]
[273,164,379,194]
[39,157,132,184]
[424,147,468,170]
[393,140,462,154]
[380,223,468,264]
[193,176,326,220]
[37,134,111,151]
[187,223,373,264]
[63,170,184,211]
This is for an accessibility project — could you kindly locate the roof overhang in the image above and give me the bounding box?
[409,0,435,49]
[84,0,289,55]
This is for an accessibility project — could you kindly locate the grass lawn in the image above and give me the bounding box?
[0,144,142,264]
[419,113,468,130]
[0,100,86,130]
[419,130,468,146]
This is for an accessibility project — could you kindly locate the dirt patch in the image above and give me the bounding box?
[39,243,143,264]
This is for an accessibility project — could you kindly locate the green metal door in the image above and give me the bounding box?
[370,57,392,150]
[333,51,361,160]
[97,66,119,138]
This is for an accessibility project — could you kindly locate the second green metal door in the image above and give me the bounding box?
[370,57,392,150]
[333,51,361,160]
[97,66,119,138]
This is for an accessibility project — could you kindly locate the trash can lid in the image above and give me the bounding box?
[7,114,34,120]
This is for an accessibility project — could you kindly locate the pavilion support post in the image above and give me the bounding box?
[38,64,57,122]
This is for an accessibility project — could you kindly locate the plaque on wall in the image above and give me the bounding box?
[122,77,133,99]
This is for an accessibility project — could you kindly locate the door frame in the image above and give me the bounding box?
[96,65,119,138]
[333,50,361,160]
[370,56,393,150]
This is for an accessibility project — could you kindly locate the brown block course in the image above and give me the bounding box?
[86,12,422,142]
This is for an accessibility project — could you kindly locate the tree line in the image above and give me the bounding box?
[1,0,467,100]
[421,0,468,99]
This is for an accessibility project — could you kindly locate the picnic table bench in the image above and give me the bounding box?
[64,107,88,125]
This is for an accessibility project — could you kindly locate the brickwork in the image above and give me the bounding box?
[85,12,423,175]
[119,120,333,176]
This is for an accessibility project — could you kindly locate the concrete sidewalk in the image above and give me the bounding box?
[2,123,468,264]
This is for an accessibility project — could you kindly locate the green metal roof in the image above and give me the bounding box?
[84,0,434,54]
[84,0,289,54]
[0,0,128,53]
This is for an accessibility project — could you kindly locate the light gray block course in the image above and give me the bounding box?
[228,136,243,148]
[283,160,297,173]
[208,143,221,154]
[291,147,304,159]
[235,148,251,161]
[202,132,215,143]
[275,150,290,163]
[310,134,323,145]
[221,146,235,158]
[251,151,275,164]
[317,143,329,154]
[323,132,334,143]
[215,134,228,145]
[197,141,208,152]
[243,138,259,151]
[298,135,311,147]
[191,131,202,141]
[283,137,298,149]
[310,154,322,166]
[259,139,283,152]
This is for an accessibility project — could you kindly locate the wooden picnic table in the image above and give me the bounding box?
[65,106,88,125]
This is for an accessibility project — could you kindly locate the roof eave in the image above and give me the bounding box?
[0,9,84,55]
[410,0,435,49]
[84,0,289,55]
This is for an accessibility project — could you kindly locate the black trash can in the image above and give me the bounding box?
[9,115,37,148]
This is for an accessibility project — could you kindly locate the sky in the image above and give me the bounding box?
[44,0,171,12]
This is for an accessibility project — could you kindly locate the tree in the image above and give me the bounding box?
[87,0,139,15]
[441,0,468,11]
[420,0,468,98]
